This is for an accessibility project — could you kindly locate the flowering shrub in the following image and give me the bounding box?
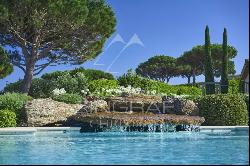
[81,89,90,96]
[90,84,163,99]
[4,71,89,98]
[118,70,202,95]
[52,88,66,96]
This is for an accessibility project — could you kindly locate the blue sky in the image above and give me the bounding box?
[0,0,249,90]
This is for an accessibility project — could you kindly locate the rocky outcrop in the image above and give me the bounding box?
[174,98,199,116]
[81,100,108,113]
[22,96,200,127]
[162,96,199,116]
[106,95,162,113]
[24,98,83,126]
[74,111,205,126]
[106,95,199,116]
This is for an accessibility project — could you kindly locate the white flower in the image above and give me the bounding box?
[52,88,66,95]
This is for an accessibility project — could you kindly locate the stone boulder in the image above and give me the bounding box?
[24,98,83,126]
[162,96,199,116]
[174,98,199,116]
[81,99,108,113]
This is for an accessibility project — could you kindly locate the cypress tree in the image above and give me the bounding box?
[221,28,229,93]
[204,26,215,94]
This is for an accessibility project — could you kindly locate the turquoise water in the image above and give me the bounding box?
[0,131,248,165]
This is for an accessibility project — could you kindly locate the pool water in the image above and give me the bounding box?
[0,131,248,165]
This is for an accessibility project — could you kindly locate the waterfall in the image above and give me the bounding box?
[80,122,200,132]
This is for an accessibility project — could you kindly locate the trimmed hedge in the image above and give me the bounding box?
[197,94,248,126]
[228,78,240,94]
[0,110,16,127]
[52,93,82,104]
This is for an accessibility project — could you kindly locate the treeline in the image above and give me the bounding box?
[136,44,237,84]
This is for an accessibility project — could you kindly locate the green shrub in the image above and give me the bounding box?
[88,79,119,93]
[3,80,23,93]
[4,79,55,98]
[29,78,57,98]
[118,70,201,95]
[174,86,202,95]
[55,72,88,94]
[241,94,249,112]
[118,69,143,88]
[0,93,32,125]
[197,94,248,126]
[228,78,240,94]
[42,67,114,81]
[41,70,68,80]
[4,72,89,98]
[52,93,82,104]
[0,93,32,111]
[0,110,16,127]
[72,68,115,81]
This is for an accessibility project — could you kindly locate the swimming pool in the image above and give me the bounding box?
[0,130,248,165]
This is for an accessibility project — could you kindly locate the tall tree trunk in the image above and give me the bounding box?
[166,77,170,83]
[221,28,228,94]
[21,59,35,93]
[187,76,191,84]
[192,69,196,84]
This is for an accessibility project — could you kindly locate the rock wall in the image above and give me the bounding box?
[22,96,200,127]
[106,95,199,116]
[24,98,83,126]
[106,95,162,113]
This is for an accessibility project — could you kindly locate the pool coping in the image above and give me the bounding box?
[0,127,81,134]
[0,126,248,134]
[199,126,249,132]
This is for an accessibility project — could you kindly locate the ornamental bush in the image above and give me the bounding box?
[118,70,201,95]
[241,94,249,112]
[0,93,32,111]
[4,72,89,98]
[174,86,202,95]
[228,78,240,94]
[0,93,32,125]
[28,78,56,98]
[88,79,119,93]
[42,67,115,81]
[118,70,143,88]
[0,110,16,127]
[52,93,82,104]
[3,79,23,93]
[197,94,248,126]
